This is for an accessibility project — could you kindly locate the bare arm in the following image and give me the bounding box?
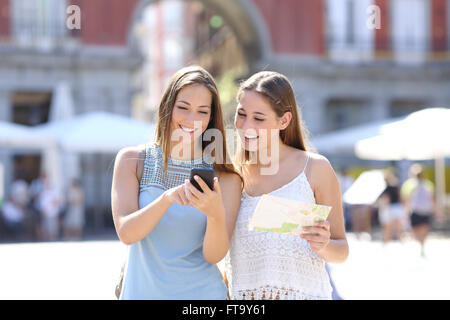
[111,147,181,245]
[220,172,242,241]
[184,172,242,264]
[203,172,242,263]
[302,155,349,264]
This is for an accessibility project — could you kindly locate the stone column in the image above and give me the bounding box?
[0,90,11,200]
[370,95,390,121]
[0,89,10,121]
[299,94,326,137]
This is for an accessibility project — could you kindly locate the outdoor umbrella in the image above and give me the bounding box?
[44,81,77,201]
[0,120,53,149]
[33,111,156,153]
[311,116,406,154]
[355,107,450,215]
[355,108,450,161]
[32,110,156,229]
[343,170,387,205]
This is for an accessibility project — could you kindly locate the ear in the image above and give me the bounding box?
[280,111,292,130]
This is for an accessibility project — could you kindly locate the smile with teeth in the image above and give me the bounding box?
[179,124,195,133]
[244,134,259,140]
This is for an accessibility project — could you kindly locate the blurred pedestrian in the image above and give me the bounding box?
[63,179,85,240]
[1,196,25,240]
[351,204,372,239]
[11,179,29,209]
[6,180,29,241]
[39,179,61,241]
[337,167,354,231]
[401,164,444,257]
[29,173,46,241]
[377,169,405,244]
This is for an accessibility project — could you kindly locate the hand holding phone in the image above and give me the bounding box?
[189,168,215,192]
[185,168,226,221]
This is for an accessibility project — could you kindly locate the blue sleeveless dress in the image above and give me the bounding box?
[120,143,227,300]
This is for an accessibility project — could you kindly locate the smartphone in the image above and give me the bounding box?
[190,168,215,192]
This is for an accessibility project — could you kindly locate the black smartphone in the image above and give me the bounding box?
[189,168,215,192]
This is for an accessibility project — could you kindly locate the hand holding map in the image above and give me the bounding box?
[248,194,332,236]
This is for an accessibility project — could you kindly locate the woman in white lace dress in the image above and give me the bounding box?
[225,71,349,300]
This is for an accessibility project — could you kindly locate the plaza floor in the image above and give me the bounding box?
[0,232,448,299]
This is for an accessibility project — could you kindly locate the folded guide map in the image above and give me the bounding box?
[248,194,332,236]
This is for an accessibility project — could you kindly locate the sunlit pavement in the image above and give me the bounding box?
[0,238,127,300]
[0,232,449,300]
[328,232,450,300]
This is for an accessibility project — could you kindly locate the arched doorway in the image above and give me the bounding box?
[127,0,271,65]
[126,0,272,126]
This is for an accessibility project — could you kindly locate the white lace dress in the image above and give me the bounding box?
[225,155,332,300]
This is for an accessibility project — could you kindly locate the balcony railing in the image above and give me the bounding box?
[10,20,80,51]
[326,34,450,62]
[8,0,80,51]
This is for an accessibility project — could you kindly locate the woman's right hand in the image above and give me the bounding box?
[164,184,189,206]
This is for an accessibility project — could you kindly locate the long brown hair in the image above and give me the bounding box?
[155,65,241,181]
[235,71,312,163]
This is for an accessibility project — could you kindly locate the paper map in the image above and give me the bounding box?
[248,194,332,236]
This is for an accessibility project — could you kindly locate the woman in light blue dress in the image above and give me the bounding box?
[111,66,242,299]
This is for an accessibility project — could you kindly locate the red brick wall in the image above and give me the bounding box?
[374,0,391,53]
[73,0,326,54]
[0,0,10,42]
[431,0,448,52]
[253,0,325,55]
[71,0,139,46]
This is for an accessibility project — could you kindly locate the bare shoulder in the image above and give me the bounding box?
[289,148,328,170]
[218,170,243,189]
[117,145,140,157]
[308,151,332,169]
[305,151,338,189]
[114,145,142,172]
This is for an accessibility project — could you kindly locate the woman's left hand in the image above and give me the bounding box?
[300,221,331,253]
[184,175,225,220]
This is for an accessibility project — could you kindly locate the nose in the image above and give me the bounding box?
[185,110,198,123]
[238,117,251,131]
[241,123,258,137]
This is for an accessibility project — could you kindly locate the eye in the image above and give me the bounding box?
[199,111,209,115]
[254,118,264,122]
[237,112,246,117]
[177,106,188,110]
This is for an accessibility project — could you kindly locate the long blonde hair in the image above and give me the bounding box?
[155,65,241,181]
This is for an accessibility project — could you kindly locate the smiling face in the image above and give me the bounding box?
[235,90,291,152]
[155,66,241,178]
[170,83,212,143]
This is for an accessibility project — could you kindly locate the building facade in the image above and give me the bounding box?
[0,0,449,230]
